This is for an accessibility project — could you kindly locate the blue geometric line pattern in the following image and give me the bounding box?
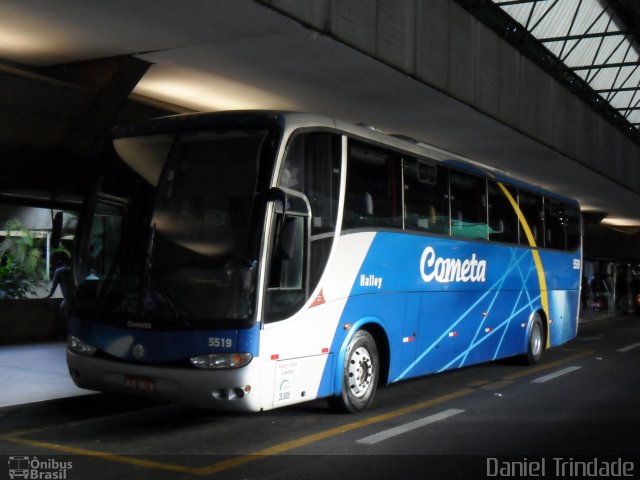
[494,287,525,361]
[395,248,537,381]
[494,249,532,360]
[440,248,539,371]
[459,255,510,367]
[438,293,541,373]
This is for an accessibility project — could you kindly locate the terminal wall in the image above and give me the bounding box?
[262,0,640,194]
[0,299,61,344]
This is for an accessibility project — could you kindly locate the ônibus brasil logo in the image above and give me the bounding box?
[8,456,72,479]
[420,246,487,284]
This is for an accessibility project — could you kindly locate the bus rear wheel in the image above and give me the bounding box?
[330,330,379,413]
[523,313,544,365]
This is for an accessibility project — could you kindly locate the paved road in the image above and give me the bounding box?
[2,316,640,479]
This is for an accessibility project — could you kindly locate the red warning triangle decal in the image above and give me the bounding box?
[309,288,325,308]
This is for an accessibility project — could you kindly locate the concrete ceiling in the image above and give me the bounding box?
[0,0,639,229]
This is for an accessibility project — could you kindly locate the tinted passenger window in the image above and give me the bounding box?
[279,132,341,235]
[565,204,581,251]
[450,171,488,240]
[488,181,518,244]
[545,199,581,251]
[403,160,450,235]
[343,140,402,229]
[518,191,544,247]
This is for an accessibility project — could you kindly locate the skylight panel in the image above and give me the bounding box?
[625,110,640,124]
[492,0,640,129]
[608,90,636,109]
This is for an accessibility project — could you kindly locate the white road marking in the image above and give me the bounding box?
[531,366,582,384]
[617,343,640,353]
[356,408,464,445]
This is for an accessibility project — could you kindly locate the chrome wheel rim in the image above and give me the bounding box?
[531,322,542,357]
[348,346,373,398]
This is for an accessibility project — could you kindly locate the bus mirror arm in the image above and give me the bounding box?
[267,187,309,260]
[267,187,292,260]
[267,187,311,217]
[267,187,288,217]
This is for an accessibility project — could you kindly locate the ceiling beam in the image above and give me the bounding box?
[42,56,151,193]
[42,56,151,160]
[563,61,640,71]
[538,30,632,43]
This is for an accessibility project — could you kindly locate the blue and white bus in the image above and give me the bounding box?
[67,111,581,412]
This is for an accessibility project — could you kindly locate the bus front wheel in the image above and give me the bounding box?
[523,313,544,365]
[330,330,379,413]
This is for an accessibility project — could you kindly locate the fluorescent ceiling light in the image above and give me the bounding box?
[601,217,640,227]
[0,26,70,63]
[134,65,298,112]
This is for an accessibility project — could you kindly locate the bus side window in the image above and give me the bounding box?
[545,199,581,251]
[403,160,450,235]
[343,140,402,230]
[565,204,581,251]
[450,170,488,240]
[545,198,566,250]
[518,190,544,247]
[278,133,341,236]
[488,181,518,244]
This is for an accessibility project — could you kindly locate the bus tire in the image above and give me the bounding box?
[330,330,379,413]
[523,313,544,365]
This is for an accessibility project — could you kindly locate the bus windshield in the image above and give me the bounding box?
[78,129,271,328]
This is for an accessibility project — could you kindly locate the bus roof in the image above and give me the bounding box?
[114,110,579,207]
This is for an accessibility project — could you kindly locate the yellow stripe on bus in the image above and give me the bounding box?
[496,182,550,348]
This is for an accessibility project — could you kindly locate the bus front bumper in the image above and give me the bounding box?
[66,350,263,411]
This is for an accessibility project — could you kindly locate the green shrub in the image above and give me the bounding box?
[0,219,46,299]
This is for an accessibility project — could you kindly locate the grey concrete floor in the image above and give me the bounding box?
[0,341,92,407]
[0,309,624,409]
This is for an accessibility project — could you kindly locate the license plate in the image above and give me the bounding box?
[124,375,156,391]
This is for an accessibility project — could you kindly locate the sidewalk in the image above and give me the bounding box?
[579,307,620,324]
[0,341,92,408]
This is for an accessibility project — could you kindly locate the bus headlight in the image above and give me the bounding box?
[68,336,98,356]
[190,353,253,369]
